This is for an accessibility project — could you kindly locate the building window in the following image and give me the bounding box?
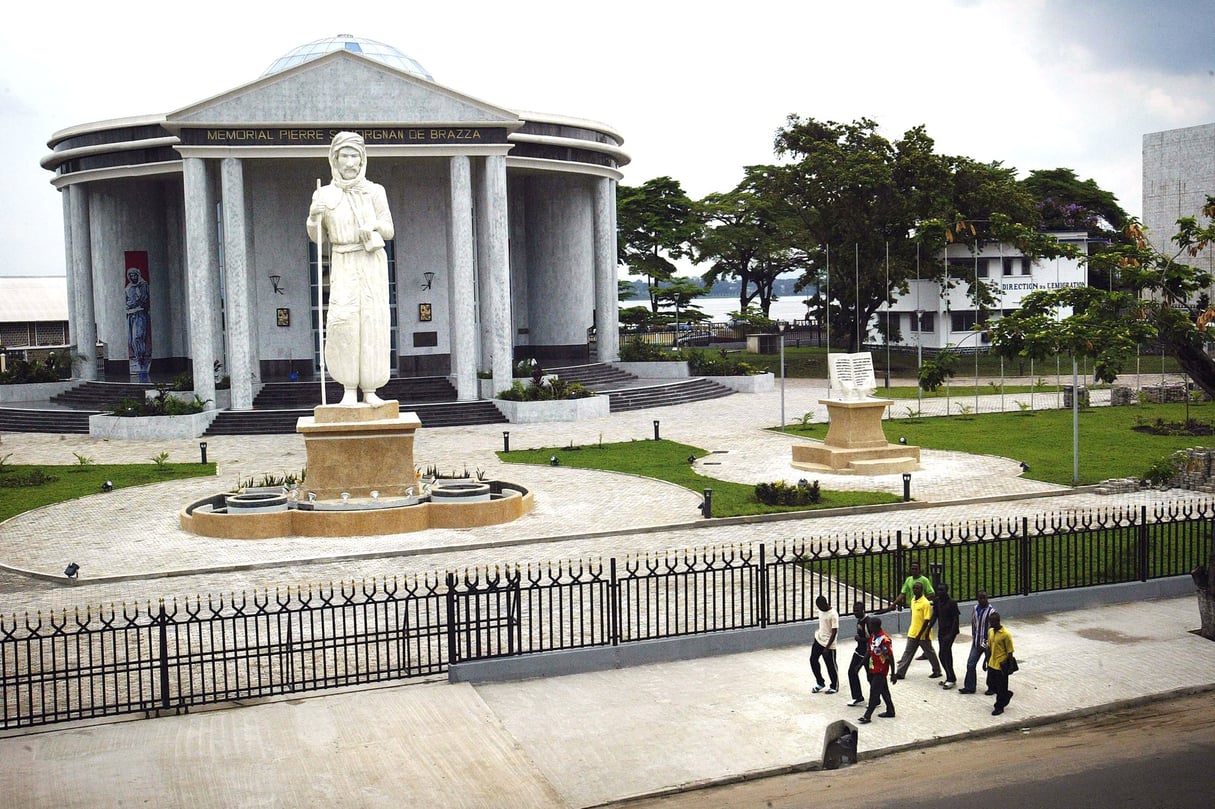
[912,312,935,333]
[951,310,981,332]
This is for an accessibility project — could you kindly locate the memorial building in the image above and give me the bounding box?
[42,35,627,409]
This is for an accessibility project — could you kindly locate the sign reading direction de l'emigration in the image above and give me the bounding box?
[179,127,509,146]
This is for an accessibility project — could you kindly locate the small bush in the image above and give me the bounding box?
[754,479,821,506]
[497,378,594,401]
[619,338,671,362]
[685,348,761,376]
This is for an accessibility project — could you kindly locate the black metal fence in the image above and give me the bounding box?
[3,500,1211,730]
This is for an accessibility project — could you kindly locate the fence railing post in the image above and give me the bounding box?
[1138,505,1149,582]
[157,600,170,711]
[1020,516,1031,596]
[609,557,619,647]
[759,544,768,629]
[445,572,458,668]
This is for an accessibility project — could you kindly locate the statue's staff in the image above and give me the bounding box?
[314,178,328,406]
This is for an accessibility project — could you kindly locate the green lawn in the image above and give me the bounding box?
[0,463,216,523]
[497,439,901,518]
[781,400,1215,486]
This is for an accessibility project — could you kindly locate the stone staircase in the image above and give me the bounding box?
[251,377,459,409]
[546,363,639,390]
[607,378,735,412]
[0,407,94,434]
[49,381,154,411]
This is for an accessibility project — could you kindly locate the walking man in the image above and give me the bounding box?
[959,590,995,694]
[985,612,1016,715]
[932,583,961,689]
[893,560,935,609]
[858,616,895,724]
[810,596,839,694]
[892,581,941,681]
[846,600,869,707]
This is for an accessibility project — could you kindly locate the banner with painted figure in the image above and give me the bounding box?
[124,251,152,379]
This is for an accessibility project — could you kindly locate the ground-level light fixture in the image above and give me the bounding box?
[64,562,80,579]
[550,455,560,466]
[101,480,113,492]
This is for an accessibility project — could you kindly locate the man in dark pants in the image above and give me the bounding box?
[858,616,895,723]
[846,600,868,707]
[932,583,961,689]
[959,590,995,694]
[809,595,839,694]
[985,611,1015,715]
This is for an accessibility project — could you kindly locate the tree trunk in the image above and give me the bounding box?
[1170,341,1215,401]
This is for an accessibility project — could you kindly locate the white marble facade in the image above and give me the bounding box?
[44,44,626,409]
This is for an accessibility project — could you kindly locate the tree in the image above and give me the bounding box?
[1020,168,1129,236]
[617,177,700,313]
[768,116,1046,351]
[652,277,709,330]
[694,166,811,317]
[988,197,1215,397]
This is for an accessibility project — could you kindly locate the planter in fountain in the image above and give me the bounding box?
[225,491,289,513]
[430,481,492,502]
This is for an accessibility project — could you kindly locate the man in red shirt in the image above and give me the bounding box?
[858,615,896,723]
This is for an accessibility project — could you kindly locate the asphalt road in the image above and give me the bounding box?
[626,691,1215,809]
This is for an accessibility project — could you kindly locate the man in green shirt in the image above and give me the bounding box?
[891,581,942,682]
[893,560,935,609]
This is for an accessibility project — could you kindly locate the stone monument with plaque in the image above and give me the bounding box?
[792,352,920,474]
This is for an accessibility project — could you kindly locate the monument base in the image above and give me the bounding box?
[792,397,920,474]
[297,400,421,500]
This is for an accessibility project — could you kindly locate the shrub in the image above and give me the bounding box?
[619,338,671,362]
[754,479,821,506]
[496,378,594,401]
[685,348,761,376]
[108,388,206,417]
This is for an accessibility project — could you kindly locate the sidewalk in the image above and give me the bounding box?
[2,380,1214,806]
[2,596,1212,808]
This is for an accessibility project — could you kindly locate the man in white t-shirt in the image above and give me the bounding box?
[810,595,840,694]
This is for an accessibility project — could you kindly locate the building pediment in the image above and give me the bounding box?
[164,51,520,130]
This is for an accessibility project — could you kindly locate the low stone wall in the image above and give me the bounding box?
[1142,383,1190,403]
[1172,447,1215,493]
[89,411,218,440]
[612,361,690,379]
[1110,385,1137,406]
[493,394,610,423]
[0,381,77,403]
[711,372,774,393]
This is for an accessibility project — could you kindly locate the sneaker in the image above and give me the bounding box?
[958,688,976,694]
[928,672,942,679]
[825,687,837,694]
[847,698,865,707]
[992,707,1004,716]
[877,711,895,718]
[812,684,827,693]
[858,715,872,724]
[941,681,955,690]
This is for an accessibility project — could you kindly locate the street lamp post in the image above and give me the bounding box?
[779,321,788,431]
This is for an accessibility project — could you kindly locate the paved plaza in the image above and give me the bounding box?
[1,377,1214,807]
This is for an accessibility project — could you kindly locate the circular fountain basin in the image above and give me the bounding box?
[225,491,289,513]
[429,481,491,502]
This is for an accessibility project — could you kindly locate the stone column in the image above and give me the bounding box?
[482,154,513,393]
[68,184,97,380]
[60,190,78,372]
[220,157,254,410]
[182,157,217,408]
[593,176,619,362]
[448,156,478,400]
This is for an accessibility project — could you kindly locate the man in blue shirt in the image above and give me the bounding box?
[958,590,995,694]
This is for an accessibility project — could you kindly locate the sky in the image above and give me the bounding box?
[1,0,1212,277]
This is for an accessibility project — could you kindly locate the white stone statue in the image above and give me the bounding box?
[307,132,395,406]
[828,352,878,401]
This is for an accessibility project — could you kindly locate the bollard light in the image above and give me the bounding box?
[700,487,713,518]
[549,455,560,466]
[902,472,912,502]
[101,480,113,493]
[502,431,510,453]
[653,420,660,441]
[199,441,208,464]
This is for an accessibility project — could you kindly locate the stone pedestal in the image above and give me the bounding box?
[792,398,920,474]
[297,400,421,500]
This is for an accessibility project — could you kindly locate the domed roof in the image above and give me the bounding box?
[262,34,433,81]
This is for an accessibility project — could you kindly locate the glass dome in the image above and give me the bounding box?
[262,34,433,81]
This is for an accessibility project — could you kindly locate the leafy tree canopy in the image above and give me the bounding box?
[617,177,699,312]
[1020,167,1129,236]
[989,197,1215,395]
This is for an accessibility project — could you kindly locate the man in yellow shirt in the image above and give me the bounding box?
[985,612,1016,715]
[891,582,941,682]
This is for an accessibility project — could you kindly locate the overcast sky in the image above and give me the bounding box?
[2,0,1212,277]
